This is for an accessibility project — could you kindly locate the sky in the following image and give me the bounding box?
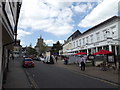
[17,0,119,47]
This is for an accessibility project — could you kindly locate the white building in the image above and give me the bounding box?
[0,0,22,89]
[63,16,120,57]
[13,40,22,57]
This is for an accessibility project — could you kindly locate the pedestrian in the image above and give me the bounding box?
[80,55,87,71]
[11,54,14,60]
[55,56,58,62]
[64,56,68,65]
[50,55,55,64]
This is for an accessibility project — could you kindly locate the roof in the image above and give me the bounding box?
[83,16,120,35]
[63,16,120,46]
[67,30,81,40]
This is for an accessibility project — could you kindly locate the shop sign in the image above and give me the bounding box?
[87,55,95,60]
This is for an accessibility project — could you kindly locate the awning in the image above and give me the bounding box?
[92,50,113,55]
[74,52,87,55]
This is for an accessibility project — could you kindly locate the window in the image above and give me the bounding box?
[76,41,78,47]
[96,32,100,41]
[106,29,110,36]
[86,37,88,44]
[83,38,85,45]
[79,39,81,46]
[73,42,75,47]
[103,30,107,39]
[111,25,116,37]
[90,35,93,43]
[69,43,71,48]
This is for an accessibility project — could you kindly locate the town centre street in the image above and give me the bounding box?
[24,60,118,88]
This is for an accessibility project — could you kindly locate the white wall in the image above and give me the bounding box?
[0,15,3,89]
[71,20,119,50]
[118,20,120,41]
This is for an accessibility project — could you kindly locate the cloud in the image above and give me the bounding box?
[78,0,119,28]
[59,40,64,44]
[44,40,55,46]
[17,29,32,39]
[20,41,25,47]
[73,3,94,13]
[44,40,64,46]
[44,0,103,3]
[18,0,74,36]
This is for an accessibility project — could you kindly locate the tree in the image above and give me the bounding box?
[27,47,37,56]
[51,41,62,55]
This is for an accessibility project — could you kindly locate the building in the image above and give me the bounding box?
[63,16,120,57]
[51,41,62,56]
[35,36,52,56]
[62,30,82,55]
[35,36,44,55]
[35,35,50,56]
[13,40,22,57]
[0,0,22,89]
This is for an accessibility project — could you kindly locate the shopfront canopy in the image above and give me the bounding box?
[92,50,113,55]
[74,52,87,55]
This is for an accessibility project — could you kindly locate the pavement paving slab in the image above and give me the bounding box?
[3,58,31,88]
[54,60,119,86]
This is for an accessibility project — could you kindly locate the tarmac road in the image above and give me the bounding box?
[24,60,119,88]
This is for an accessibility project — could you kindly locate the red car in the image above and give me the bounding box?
[23,58,35,68]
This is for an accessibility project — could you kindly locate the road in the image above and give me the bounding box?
[24,60,118,88]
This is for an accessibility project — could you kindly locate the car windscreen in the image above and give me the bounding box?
[24,59,32,61]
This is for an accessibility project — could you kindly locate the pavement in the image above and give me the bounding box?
[2,58,120,89]
[2,58,31,89]
[55,60,120,86]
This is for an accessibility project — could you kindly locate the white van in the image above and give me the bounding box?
[44,55,55,64]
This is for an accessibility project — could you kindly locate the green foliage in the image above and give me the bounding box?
[27,47,37,56]
[51,41,62,55]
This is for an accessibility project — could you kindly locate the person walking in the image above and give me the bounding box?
[11,54,14,60]
[55,56,58,63]
[80,56,87,71]
[64,56,68,65]
[50,55,55,64]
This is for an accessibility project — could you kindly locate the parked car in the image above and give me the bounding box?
[32,57,39,61]
[39,57,45,61]
[23,58,35,68]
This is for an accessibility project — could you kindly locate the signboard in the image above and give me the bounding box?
[107,54,116,64]
[107,55,115,63]
[87,55,95,60]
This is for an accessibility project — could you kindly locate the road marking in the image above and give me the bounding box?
[25,70,39,88]
[59,66,120,87]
